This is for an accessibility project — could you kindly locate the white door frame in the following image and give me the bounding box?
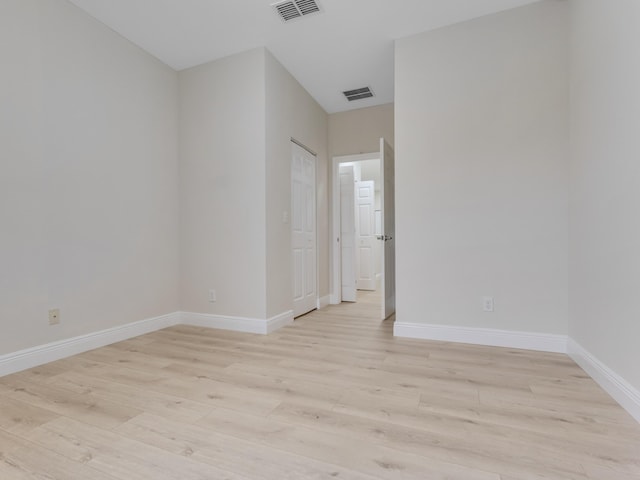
[331,152,380,304]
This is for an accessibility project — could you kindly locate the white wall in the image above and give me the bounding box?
[179,49,267,320]
[265,51,329,317]
[179,48,328,321]
[569,0,640,392]
[395,1,569,334]
[329,104,394,158]
[0,0,180,355]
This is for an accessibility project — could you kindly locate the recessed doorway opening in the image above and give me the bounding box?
[331,139,395,320]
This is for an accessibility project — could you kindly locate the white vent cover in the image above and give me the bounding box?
[272,0,321,22]
[343,87,375,102]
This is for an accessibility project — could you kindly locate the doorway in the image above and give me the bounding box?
[331,139,396,320]
[338,159,381,302]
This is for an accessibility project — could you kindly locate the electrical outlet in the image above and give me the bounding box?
[48,308,60,325]
[482,297,494,312]
[208,289,216,303]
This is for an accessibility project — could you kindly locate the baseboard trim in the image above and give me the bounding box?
[181,310,293,335]
[567,339,640,423]
[266,310,294,334]
[317,295,331,310]
[393,322,567,354]
[182,312,266,334]
[0,312,181,377]
[0,308,296,378]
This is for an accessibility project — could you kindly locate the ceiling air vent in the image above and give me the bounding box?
[343,87,374,102]
[272,0,321,22]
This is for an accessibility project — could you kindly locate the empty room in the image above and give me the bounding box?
[1,0,639,479]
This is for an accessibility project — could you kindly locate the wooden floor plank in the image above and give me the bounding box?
[0,441,121,480]
[0,377,141,430]
[0,396,59,436]
[25,416,249,480]
[198,406,500,480]
[270,401,588,480]
[116,412,379,480]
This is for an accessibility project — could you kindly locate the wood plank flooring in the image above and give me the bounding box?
[1,291,639,479]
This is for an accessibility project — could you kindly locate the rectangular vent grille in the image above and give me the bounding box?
[343,87,374,102]
[272,0,321,22]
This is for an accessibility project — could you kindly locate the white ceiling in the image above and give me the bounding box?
[67,0,541,114]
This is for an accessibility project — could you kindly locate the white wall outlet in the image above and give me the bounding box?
[482,296,494,312]
[208,289,216,303]
[48,308,60,325]
[282,211,289,224]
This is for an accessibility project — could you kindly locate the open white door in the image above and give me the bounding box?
[292,142,317,317]
[339,165,357,302]
[356,180,376,291]
[380,138,396,319]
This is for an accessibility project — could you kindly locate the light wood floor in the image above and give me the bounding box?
[1,291,639,479]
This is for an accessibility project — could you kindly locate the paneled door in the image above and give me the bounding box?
[292,142,317,317]
[355,180,376,291]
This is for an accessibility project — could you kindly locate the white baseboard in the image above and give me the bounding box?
[568,339,640,423]
[0,312,181,378]
[0,308,295,378]
[181,310,293,335]
[266,310,294,334]
[317,295,331,310]
[393,322,567,354]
